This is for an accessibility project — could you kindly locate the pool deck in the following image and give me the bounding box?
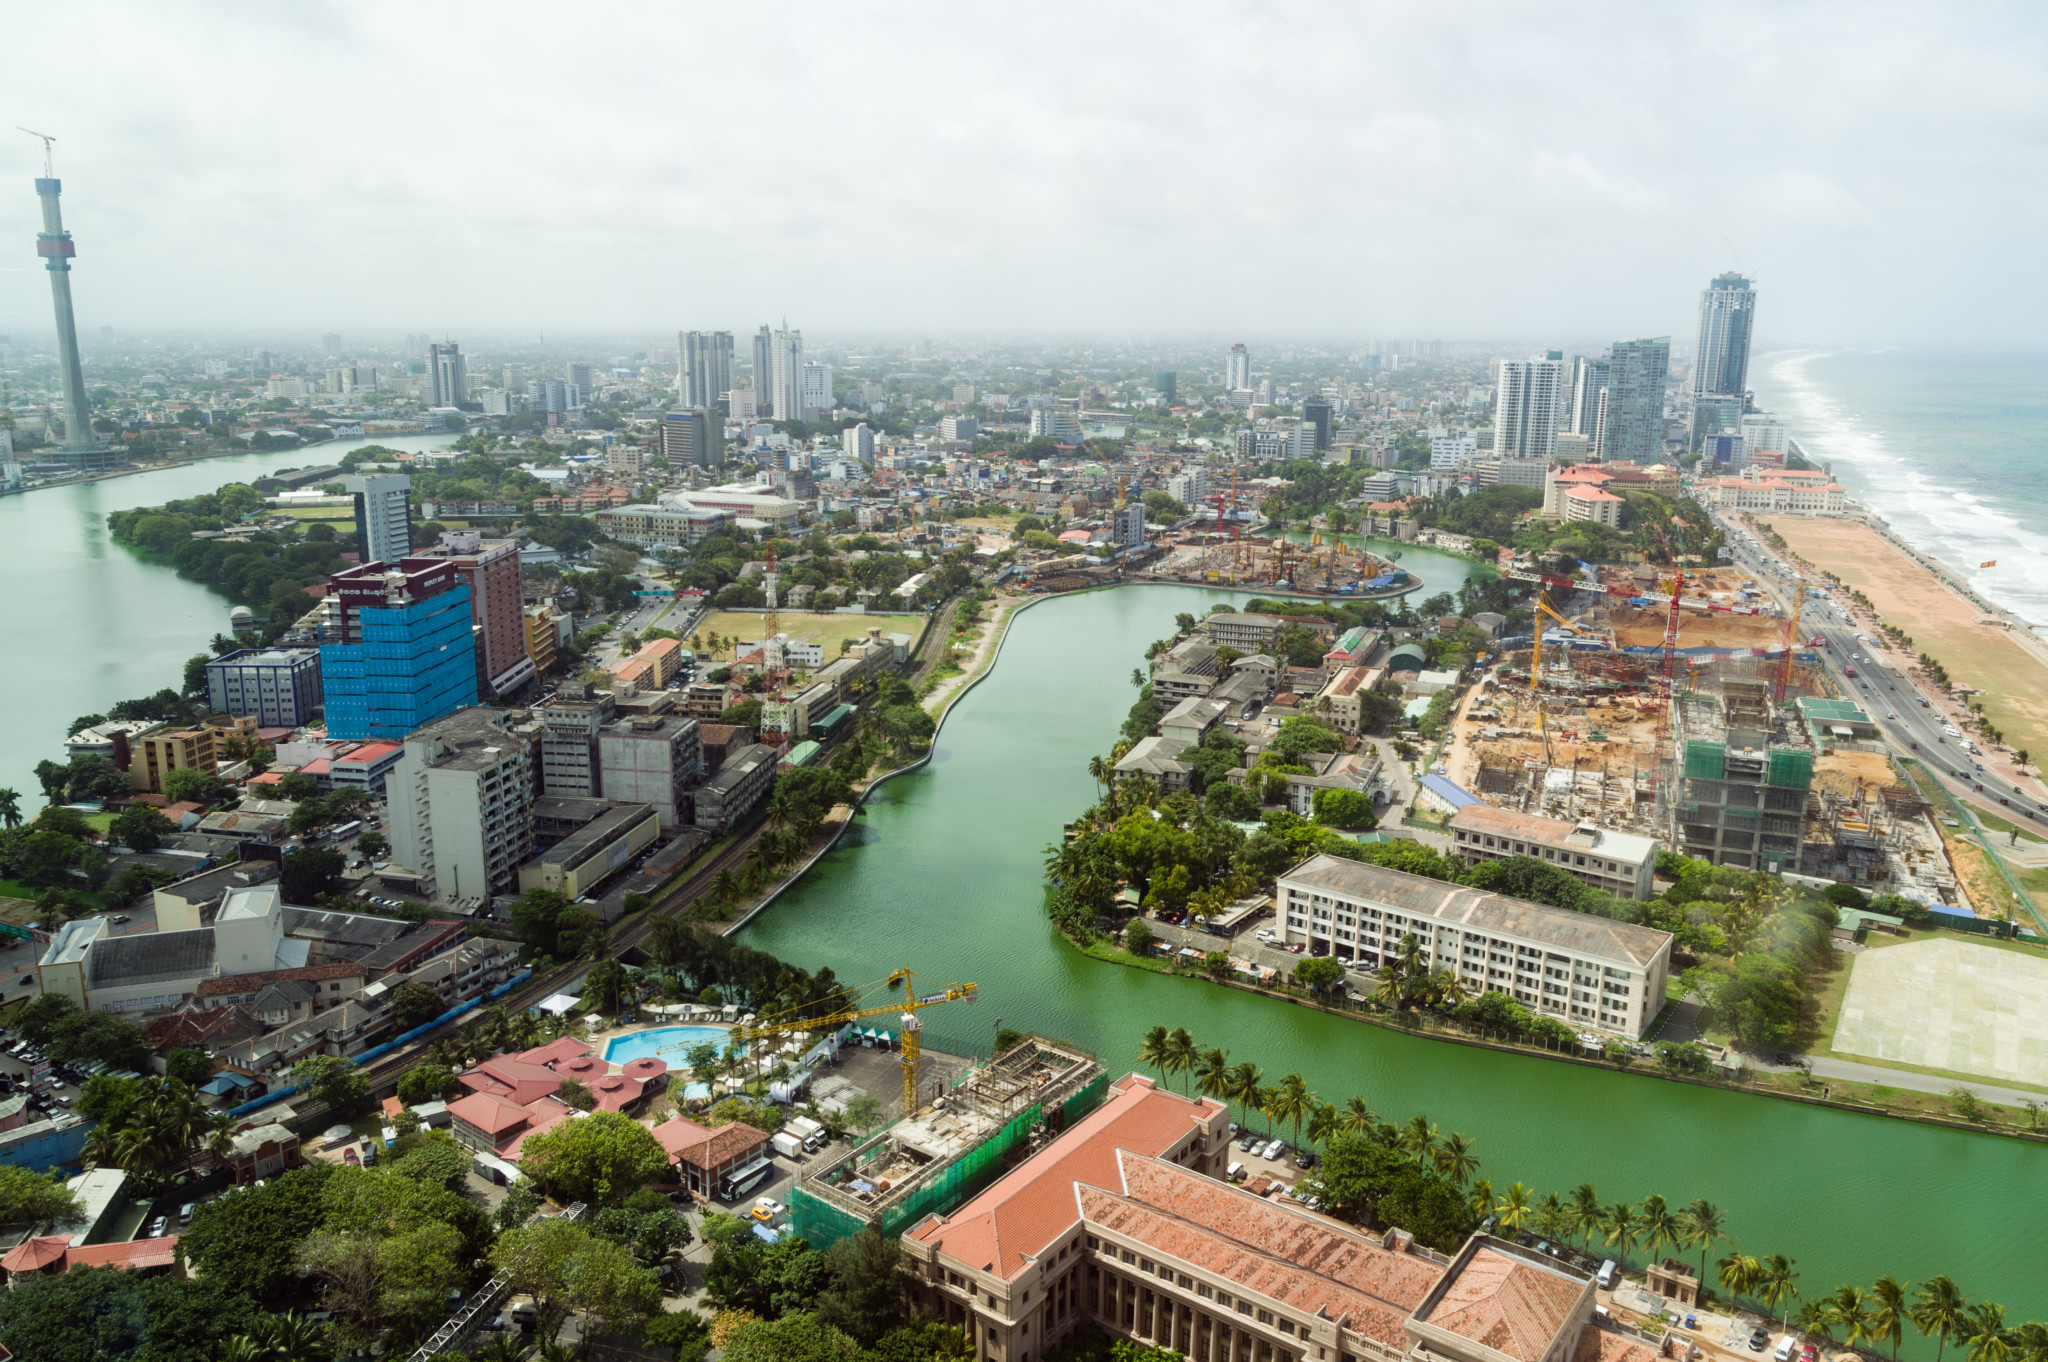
[583,1016,739,1074]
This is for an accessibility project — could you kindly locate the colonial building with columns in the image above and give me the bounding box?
[902,1074,1667,1362]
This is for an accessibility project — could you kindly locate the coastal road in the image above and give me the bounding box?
[1713,516,2048,835]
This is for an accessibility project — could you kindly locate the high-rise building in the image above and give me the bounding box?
[1569,355,1610,441]
[680,330,734,409]
[537,683,613,797]
[599,713,704,828]
[1110,503,1147,551]
[29,154,121,471]
[428,342,468,408]
[1165,468,1207,507]
[661,410,718,467]
[800,361,834,417]
[344,473,413,565]
[414,531,533,698]
[1155,371,1178,405]
[205,648,323,728]
[1302,400,1333,450]
[1491,355,1567,463]
[767,325,804,420]
[528,379,568,414]
[751,326,773,407]
[321,331,342,357]
[565,362,592,406]
[1226,343,1251,391]
[1690,272,1756,447]
[387,707,535,903]
[319,558,479,740]
[1600,336,1671,464]
[842,422,876,462]
[1739,412,1790,457]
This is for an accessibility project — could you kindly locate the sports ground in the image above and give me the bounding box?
[1834,938,2048,1087]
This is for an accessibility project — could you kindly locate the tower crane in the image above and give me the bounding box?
[660,968,978,1121]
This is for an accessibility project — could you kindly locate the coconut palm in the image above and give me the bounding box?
[0,788,20,829]
[1163,1027,1198,1094]
[1568,1184,1603,1251]
[249,1310,331,1362]
[1531,1192,1574,1242]
[1270,1073,1313,1150]
[1224,1061,1265,1129]
[1677,1199,1729,1286]
[1601,1202,1641,1270]
[1830,1286,1874,1352]
[1801,1300,1840,1344]
[2009,1322,2048,1362]
[1466,1178,1495,1219]
[1338,1095,1377,1135]
[1720,1253,1763,1307]
[1247,1083,1276,1136]
[1495,1181,1533,1234]
[1400,1114,1439,1168]
[1961,1303,2011,1362]
[1913,1276,1972,1362]
[1088,754,1110,798]
[1195,1047,1233,1103]
[1306,1102,1339,1148]
[1137,1026,1171,1084]
[1757,1254,1801,1329]
[1637,1194,1679,1264]
[1869,1277,1909,1361]
[1434,1131,1480,1185]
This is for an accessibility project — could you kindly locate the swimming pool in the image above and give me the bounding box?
[603,1025,734,1067]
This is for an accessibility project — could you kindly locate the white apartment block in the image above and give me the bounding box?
[388,709,536,905]
[1277,854,1671,1038]
[1448,806,1659,900]
[1738,412,1790,456]
[1428,434,1476,470]
[1165,469,1208,507]
[1492,356,1566,462]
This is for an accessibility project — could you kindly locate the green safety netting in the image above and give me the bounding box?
[1062,1073,1109,1128]
[791,1102,1049,1249]
[1683,742,1725,780]
[1766,748,1814,789]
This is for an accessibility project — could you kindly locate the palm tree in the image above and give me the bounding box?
[1466,1178,1495,1219]
[1224,1061,1264,1130]
[1400,1114,1439,1168]
[2008,1322,2048,1362]
[1961,1303,2011,1362]
[1195,1047,1232,1104]
[1306,1102,1339,1148]
[1720,1254,1763,1308]
[1869,1277,1909,1362]
[1676,1199,1729,1287]
[1569,1184,1603,1251]
[0,788,20,829]
[1800,1300,1840,1344]
[1434,1132,1480,1185]
[1495,1181,1533,1234]
[1338,1095,1376,1136]
[1163,1027,1198,1094]
[1914,1277,1972,1362]
[1088,754,1110,798]
[1637,1194,1679,1264]
[1601,1202,1641,1271]
[1371,965,1408,1012]
[1137,1026,1171,1084]
[1271,1073,1313,1150]
[1248,1083,1276,1136]
[1531,1192,1574,1242]
[1757,1254,1801,1329]
[250,1311,331,1362]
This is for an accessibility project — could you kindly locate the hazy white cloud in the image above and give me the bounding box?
[1,0,2043,345]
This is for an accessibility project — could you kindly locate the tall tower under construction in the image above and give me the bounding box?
[30,142,120,471]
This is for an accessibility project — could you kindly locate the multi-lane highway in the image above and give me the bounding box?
[1711,514,2048,835]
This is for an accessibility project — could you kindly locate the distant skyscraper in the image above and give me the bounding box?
[800,361,833,416]
[752,325,773,409]
[428,342,468,408]
[843,422,876,462]
[1492,355,1567,463]
[1227,343,1251,391]
[661,410,718,467]
[1690,272,1756,448]
[1600,336,1671,464]
[528,379,568,415]
[565,362,592,406]
[344,473,413,564]
[321,331,342,357]
[1302,401,1333,451]
[680,330,734,409]
[29,153,118,470]
[1156,371,1178,405]
[1569,355,1610,441]
[769,325,803,421]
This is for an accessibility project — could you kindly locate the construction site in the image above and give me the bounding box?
[1152,530,1414,596]
[789,1036,1107,1249]
[1438,559,1973,909]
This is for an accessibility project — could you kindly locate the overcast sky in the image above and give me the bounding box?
[2,1,2043,348]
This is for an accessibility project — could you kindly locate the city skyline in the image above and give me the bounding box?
[2,3,2043,344]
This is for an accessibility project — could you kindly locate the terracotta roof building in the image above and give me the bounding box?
[903,1073,1668,1362]
[653,1116,772,1198]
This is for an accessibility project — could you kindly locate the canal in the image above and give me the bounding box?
[0,434,455,796]
[742,580,2048,1332]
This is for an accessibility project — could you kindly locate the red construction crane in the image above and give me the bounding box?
[1504,569,1613,596]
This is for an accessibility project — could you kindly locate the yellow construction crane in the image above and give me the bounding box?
[1529,596,1581,765]
[660,968,978,1120]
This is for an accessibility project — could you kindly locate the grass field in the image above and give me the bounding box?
[1767,516,2048,762]
[686,611,913,664]
[276,506,356,520]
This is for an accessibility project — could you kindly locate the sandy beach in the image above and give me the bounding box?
[1762,515,2048,770]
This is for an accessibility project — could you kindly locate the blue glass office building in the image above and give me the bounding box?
[321,582,479,740]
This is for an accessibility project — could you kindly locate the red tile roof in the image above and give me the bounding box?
[907,1074,1220,1279]
[462,1057,562,1106]
[653,1116,713,1158]
[1421,1244,1585,1361]
[2,1235,180,1275]
[1574,1323,1665,1362]
[446,1092,533,1136]
[669,1121,770,1170]
[517,1036,593,1067]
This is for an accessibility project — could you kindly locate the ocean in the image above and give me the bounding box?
[1750,349,2048,632]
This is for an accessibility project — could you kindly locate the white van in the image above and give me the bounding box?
[1226,1161,1246,1182]
[1774,1337,1797,1362]
[1595,1259,1618,1290]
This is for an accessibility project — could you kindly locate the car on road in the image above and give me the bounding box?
[1238,1133,1260,1152]
[754,1196,786,1219]
[111,914,130,924]
[1254,929,1275,942]
[1260,1138,1286,1161]
[1749,1330,1770,1352]
[147,1215,168,1238]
